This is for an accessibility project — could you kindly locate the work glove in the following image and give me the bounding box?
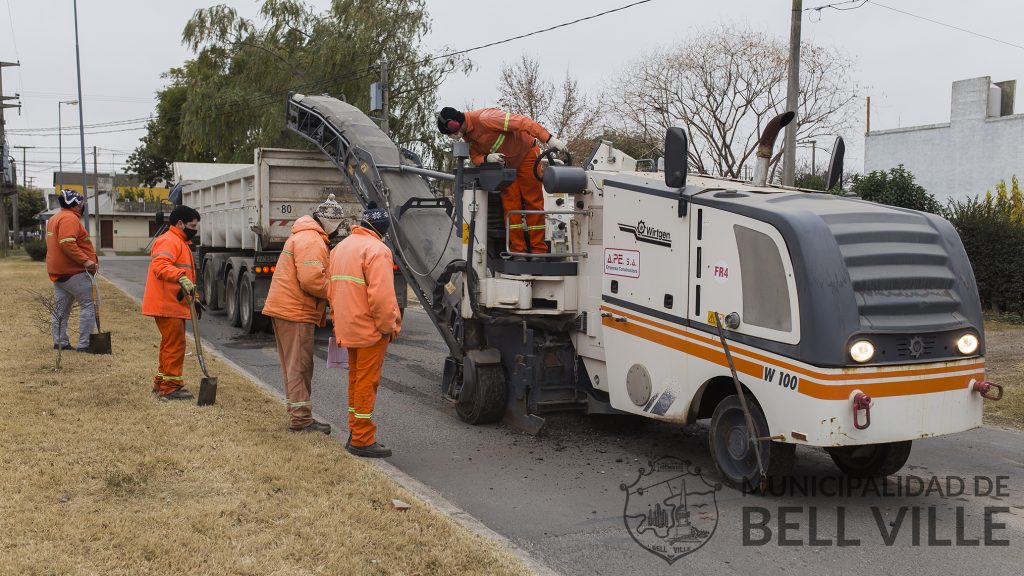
[193,297,205,321]
[546,136,568,153]
[485,153,506,165]
[84,260,98,273]
[178,276,196,295]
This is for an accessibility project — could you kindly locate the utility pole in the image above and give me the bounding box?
[93,145,100,243]
[1,60,22,258]
[379,59,389,136]
[809,140,817,176]
[13,145,35,246]
[782,0,802,187]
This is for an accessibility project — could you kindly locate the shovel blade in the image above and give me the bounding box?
[197,377,218,406]
[88,332,112,355]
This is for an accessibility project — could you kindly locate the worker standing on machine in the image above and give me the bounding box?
[436,106,568,260]
[328,204,401,458]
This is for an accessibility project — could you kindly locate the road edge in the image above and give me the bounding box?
[102,273,560,576]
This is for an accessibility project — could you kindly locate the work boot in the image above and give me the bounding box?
[345,433,352,448]
[53,343,74,350]
[511,255,527,262]
[289,420,331,435]
[346,442,392,458]
[155,388,194,401]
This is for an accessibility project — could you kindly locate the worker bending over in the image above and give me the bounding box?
[329,204,401,458]
[45,189,99,351]
[436,106,568,260]
[263,195,350,434]
[142,205,201,401]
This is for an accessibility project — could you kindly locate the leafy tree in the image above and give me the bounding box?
[128,0,466,180]
[3,186,48,229]
[849,165,941,213]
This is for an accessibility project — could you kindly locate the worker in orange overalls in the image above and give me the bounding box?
[329,204,401,458]
[436,106,568,260]
[142,205,201,401]
[45,189,99,351]
[263,194,351,434]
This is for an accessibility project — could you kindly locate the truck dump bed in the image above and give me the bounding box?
[182,148,356,251]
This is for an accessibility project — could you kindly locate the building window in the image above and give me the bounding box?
[734,225,792,332]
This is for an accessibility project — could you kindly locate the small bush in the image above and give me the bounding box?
[24,239,46,261]
[947,176,1024,314]
[850,164,943,213]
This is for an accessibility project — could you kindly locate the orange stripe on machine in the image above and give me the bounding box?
[600,306,984,401]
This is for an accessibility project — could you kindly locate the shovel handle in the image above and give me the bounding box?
[187,294,212,379]
[86,271,102,334]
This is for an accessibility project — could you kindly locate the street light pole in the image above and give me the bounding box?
[58,100,77,191]
[782,0,803,187]
[809,140,817,175]
[72,0,91,234]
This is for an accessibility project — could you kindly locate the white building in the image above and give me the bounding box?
[864,76,1023,204]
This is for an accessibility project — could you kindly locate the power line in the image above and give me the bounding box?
[807,0,1024,51]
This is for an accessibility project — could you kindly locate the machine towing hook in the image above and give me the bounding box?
[972,380,1004,401]
[852,391,872,430]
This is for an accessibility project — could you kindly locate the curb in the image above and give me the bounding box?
[102,274,560,576]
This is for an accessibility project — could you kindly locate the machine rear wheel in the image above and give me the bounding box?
[709,395,795,491]
[826,441,912,478]
[456,360,506,425]
[239,271,266,334]
[225,269,241,327]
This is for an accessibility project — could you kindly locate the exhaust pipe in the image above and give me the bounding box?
[751,111,796,187]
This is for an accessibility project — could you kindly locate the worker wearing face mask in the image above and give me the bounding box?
[141,205,202,401]
[436,106,568,260]
[263,194,349,433]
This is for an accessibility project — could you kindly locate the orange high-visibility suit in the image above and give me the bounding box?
[328,225,401,448]
[462,108,552,254]
[142,226,195,396]
[263,215,330,429]
[45,207,98,280]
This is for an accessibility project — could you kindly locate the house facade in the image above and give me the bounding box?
[864,76,1023,204]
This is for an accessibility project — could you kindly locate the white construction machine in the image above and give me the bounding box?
[285,94,1002,490]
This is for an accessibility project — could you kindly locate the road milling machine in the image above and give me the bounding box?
[285,93,1001,489]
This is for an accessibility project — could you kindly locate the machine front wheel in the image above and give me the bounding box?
[709,395,795,491]
[455,359,506,425]
[826,441,912,478]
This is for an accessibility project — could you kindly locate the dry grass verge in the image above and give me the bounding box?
[0,257,529,576]
[982,319,1024,428]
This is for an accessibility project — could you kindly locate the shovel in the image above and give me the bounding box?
[85,271,112,354]
[187,293,218,406]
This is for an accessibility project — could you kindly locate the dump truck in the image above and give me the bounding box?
[284,93,1002,491]
[179,148,405,333]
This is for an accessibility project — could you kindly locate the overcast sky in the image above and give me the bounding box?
[1,0,1021,190]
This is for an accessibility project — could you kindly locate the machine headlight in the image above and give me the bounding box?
[850,340,875,363]
[957,333,979,355]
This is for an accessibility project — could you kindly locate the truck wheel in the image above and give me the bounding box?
[709,395,795,492]
[203,264,220,311]
[239,270,263,334]
[826,441,912,478]
[225,269,241,327]
[456,359,506,425]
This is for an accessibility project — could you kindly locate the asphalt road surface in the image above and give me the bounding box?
[101,256,1024,576]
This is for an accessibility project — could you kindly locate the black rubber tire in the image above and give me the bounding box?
[826,441,913,478]
[709,395,795,492]
[202,263,220,311]
[239,271,262,334]
[225,269,241,327]
[456,361,506,425]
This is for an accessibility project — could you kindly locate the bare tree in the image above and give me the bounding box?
[29,289,76,371]
[607,23,860,179]
[497,53,603,161]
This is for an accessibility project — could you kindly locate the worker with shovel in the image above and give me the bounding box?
[45,189,99,351]
[263,195,351,434]
[329,204,401,458]
[142,205,201,401]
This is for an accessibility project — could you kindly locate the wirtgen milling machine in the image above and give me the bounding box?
[286,94,1001,490]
